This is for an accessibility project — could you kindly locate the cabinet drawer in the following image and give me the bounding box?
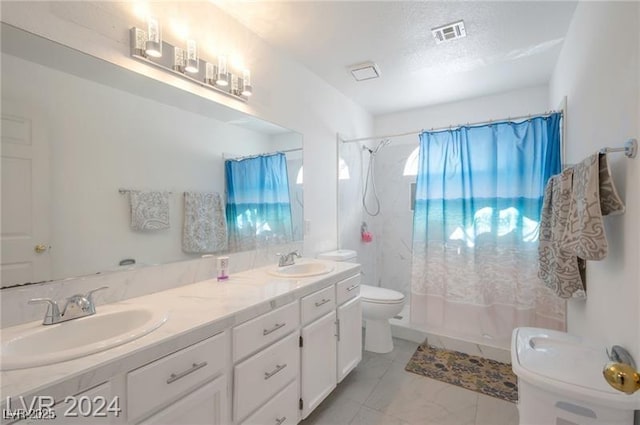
[240,379,299,425]
[300,285,335,326]
[233,301,299,362]
[138,376,227,425]
[234,332,299,422]
[127,332,227,422]
[336,274,361,305]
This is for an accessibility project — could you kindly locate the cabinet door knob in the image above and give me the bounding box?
[34,244,49,254]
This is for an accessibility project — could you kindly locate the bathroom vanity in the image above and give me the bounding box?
[0,259,361,425]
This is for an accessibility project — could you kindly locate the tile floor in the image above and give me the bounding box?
[301,338,519,425]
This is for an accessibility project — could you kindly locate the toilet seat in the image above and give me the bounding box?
[360,285,405,304]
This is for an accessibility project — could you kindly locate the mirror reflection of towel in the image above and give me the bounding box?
[183,192,228,253]
[129,190,170,231]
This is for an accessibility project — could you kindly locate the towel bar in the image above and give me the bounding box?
[118,189,173,194]
[599,139,637,159]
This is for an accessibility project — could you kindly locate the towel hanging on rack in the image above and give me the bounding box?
[538,168,587,298]
[538,152,625,299]
[128,190,170,231]
[562,153,625,261]
[182,192,228,253]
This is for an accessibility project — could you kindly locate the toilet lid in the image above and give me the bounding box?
[360,285,405,304]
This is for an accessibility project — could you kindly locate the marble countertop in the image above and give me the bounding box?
[0,259,359,403]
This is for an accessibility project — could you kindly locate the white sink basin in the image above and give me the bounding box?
[1,304,168,370]
[268,261,334,278]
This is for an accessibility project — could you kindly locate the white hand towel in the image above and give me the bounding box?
[129,190,170,231]
[183,192,228,253]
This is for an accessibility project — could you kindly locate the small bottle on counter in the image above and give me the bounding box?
[217,256,229,281]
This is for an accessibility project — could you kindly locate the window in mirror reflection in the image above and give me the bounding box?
[225,153,294,251]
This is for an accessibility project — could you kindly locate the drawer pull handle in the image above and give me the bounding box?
[166,361,208,384]
[263,322,286,336]
[315,298,331,307]
[264,363,287,380]
[275,416,287,425]
[346,284,359,292]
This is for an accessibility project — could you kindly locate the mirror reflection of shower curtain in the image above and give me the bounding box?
[410,114,566,341]
[225,153,294,251]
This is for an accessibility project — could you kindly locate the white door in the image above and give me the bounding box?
[337,297,362,382]
[1,102,50,287]
[300,311,337,419]
[139,376,228,425]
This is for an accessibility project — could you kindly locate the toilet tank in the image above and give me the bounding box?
[317,249,357,263]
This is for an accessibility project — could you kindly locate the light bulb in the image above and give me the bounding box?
[184,39,198,73]
[216,55,229,86]
[241,69,252,96]
[145,16,162,58]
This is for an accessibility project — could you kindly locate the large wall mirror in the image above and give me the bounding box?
[0,24,303,288]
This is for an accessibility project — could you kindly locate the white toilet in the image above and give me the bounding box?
[318,250,405,353]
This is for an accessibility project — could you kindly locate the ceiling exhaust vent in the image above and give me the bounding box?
[431,20,466,44]
[348,61,381,81]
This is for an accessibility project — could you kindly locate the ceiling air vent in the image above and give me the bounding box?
[431,20,466,44]
[348,61,381,81]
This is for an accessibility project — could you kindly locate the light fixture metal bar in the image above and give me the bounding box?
[129,28,248,103]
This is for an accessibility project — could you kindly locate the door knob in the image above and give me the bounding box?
[34,244,49,254]
[603,362,640,394]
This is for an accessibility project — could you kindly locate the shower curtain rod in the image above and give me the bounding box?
[340,110,563,144]
[223,147,302,161]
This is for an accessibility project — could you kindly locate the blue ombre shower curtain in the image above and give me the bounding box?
[411,114,566,341]
[225,153,294,251]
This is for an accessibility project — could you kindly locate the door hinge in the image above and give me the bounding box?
[336,319,341,341]
[299,398,303,410]
[299,336,303,347]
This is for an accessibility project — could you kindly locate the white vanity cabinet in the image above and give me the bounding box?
[299,285,337,419]
[336,275,362,382]
[299,273,362,418]
[3,264,363,425]
[127,331,230,425]
[232,301,300,424]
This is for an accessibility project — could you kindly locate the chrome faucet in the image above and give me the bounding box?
[277,250,302,267]
[28,286,109,325]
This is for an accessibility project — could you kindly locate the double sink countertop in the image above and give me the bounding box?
[0,259,359,403]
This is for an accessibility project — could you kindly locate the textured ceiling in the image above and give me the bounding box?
[214,1,578,116]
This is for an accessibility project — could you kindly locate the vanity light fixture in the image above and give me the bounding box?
[216,55,229,86]
[145,17,162,58]
[184,39,198,74]
[129,22,251,102]
[241,69,253,97]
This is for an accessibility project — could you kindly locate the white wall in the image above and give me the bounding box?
[1,1,373,261]
[2,52,275,279]
[339,85,550,291]
[549,1,640,359]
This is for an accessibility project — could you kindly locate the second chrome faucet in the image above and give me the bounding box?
[277,250,302,267]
